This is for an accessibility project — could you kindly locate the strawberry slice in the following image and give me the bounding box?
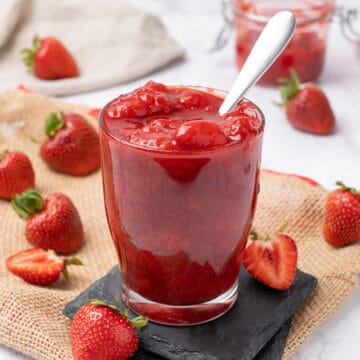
[242,233,298,290]
[6,248,82,286]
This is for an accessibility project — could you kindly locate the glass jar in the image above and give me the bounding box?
[233,0,335,85]
[99,82,264,325]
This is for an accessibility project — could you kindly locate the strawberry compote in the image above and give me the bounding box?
[234,0,334,85]
[99,81,264,325]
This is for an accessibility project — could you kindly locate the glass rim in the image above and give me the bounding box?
[231,0,335,25]
[98,85,265,155]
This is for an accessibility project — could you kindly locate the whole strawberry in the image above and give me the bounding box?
[12,189,84,254]
[0,150,35,200]
[278,69,335,135]
[242,229,298,290]
[6,248,82,286]
[40,112,100,176]
[70,299,147,360]
[22,35,79,80]
[323,181,360,247]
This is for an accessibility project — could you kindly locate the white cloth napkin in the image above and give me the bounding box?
[0,0,184,96]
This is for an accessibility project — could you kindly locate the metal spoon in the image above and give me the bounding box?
[218,11,296,116]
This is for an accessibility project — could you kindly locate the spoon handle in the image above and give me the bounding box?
[218,11,296,116]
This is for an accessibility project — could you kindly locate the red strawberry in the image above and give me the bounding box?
[278,69,335,135]
[12,189,84,254]
[40,112,100,176]
[242,230,298,290]
[70,299,147,360]
[22,35,79,80]
[6,248,82,286]
[0,150,35,200]
[173,120,228,150]
[323,181,360,247]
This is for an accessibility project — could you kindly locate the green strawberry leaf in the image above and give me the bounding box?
[277,68,300,107]
[11,189,44,220]
[21,35,41,73]
[45,113,65,137]
[130,316,148,331]
[336,181,360,196]
[87,297,148,331]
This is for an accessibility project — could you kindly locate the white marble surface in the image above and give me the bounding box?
[1,0,359,359]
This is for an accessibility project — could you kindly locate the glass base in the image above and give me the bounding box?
[122,281,238,326]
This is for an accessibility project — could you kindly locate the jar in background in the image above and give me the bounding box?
[233,0,335,85]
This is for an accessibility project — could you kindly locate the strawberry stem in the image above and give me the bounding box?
[276,221,289,233]
[249,229,258,240]
[336,181,360,196]
[130,316,148,331]
[45,113,65,137]
[11,189,45,220]
[62,257,83,279]
[21,35,41,73]
[113,295,122,305]
[277,68,300,107]
[30,136,42,144]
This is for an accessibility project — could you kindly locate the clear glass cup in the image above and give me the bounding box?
[233,0,335,85]
[99,84,264,325]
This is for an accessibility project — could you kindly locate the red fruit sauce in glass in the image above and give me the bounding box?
[233,0,335,85]
[99,81,264,325]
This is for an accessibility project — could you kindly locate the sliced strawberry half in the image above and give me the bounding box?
[242,233,298,290]
[6,248,82,286]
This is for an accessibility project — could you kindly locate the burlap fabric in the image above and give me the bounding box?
[0,90,359,359]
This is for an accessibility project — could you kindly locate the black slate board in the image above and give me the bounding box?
[254,318,292,360]
[64,266,316,360]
